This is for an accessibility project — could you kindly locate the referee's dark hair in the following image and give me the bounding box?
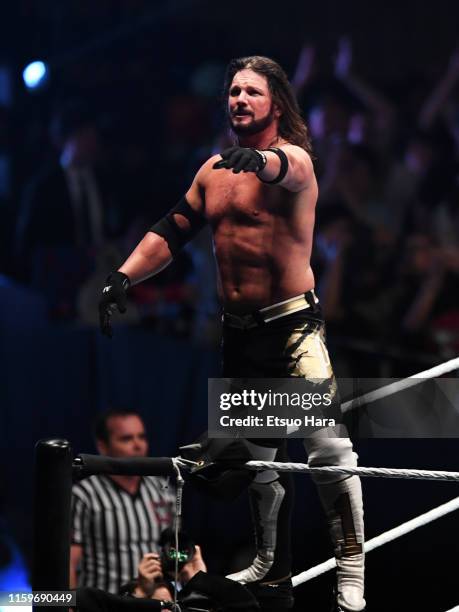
[93,408,144,444]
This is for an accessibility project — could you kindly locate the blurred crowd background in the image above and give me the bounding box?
[2,2,459,610]
[1,0,459,373]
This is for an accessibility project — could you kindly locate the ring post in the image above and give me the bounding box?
[33,439,72,610]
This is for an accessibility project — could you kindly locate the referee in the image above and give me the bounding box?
[70,409,175,593]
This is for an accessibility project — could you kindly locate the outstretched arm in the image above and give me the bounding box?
[213,144,314,192]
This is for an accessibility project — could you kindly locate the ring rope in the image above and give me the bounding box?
[244,461,459,482]
[292,495,459,587]
[171,458,185,611]
[341,355,459,413]
[175,457,200,468]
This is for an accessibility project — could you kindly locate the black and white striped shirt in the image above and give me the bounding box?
[71,475,175,593]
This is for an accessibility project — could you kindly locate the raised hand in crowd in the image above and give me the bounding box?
[334,36,353,81]
[291,44,316,95]
[316,218,354,322]
[334,36,396,143]
[419,47,459,130]
[401,237,447,332]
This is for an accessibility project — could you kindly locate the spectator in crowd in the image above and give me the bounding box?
[16,101,125,259]
[418,47,459,134]
[130,544,206,599]
[70,409,175,593]
[292,37,397,156]
[333,37,397,155]
[15,101,127,318]
[395,233,459,359]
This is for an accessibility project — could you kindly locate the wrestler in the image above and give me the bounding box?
[99,56,365,612]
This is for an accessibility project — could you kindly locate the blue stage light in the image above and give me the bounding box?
[22,61,49,90]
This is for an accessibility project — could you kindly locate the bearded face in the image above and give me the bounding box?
[227,69,280,137]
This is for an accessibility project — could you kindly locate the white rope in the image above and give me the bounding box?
[171,458,185,610]
[341,355,459,413]
[245,461,459,482]
[174,457,200,469]
[292,495,459,587]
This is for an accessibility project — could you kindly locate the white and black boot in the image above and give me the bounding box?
[318,476,365,612]
[227,479,285,584]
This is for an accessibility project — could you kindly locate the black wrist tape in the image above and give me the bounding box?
[108,271,130,289]
[253,149,267,171]
[259,147,289,185]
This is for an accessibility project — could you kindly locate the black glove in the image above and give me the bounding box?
[212,146,267,174]
[98,271,130,338]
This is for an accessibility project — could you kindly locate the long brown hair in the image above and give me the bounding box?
[223,55,313,155]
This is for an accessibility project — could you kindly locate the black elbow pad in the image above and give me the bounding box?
[149,196,206,256]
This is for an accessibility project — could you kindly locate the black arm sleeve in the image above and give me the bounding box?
[149,196,206,256]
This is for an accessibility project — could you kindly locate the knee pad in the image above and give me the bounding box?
[245,440,278,484]
[305,436,358,484]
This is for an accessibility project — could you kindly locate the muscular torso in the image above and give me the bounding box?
[201,158,317,314]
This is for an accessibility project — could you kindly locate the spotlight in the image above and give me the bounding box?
[22,60,49,90]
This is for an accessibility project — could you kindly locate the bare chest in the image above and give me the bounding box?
[204,172,283,225]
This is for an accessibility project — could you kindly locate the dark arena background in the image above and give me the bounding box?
[2,1,459,610]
